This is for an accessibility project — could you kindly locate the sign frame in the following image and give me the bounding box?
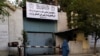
[26,2,58,20]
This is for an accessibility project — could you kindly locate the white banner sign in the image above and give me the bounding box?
[26,2,58,20]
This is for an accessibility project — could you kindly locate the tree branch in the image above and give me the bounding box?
[96,37,100,40]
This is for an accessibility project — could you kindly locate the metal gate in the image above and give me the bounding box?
[26,33,54,55]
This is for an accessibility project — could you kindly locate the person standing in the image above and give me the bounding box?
[62,40,69,56]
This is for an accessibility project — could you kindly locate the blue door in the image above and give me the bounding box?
[26,33,54,55]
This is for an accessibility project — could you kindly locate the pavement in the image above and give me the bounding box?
[27,53,100,56]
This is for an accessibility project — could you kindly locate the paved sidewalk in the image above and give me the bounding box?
[28,53,100,56]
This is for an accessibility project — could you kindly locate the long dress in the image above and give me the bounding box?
[62,40,69,56]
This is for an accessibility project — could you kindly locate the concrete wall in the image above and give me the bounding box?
[69,41,83,54]
[0,16,9,56]
[76,33,90,53]
[55,36,63,54]
[55,12,67,54]
[8,7,23,45]
[55,33,90,54]
[57,12,68,32]
[55,12,90,54]
[88,35,100,47]
[0,7,23,56]
[8,7,23,55]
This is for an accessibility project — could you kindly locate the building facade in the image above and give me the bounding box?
[23,1,58,55]
[0,1,23,56]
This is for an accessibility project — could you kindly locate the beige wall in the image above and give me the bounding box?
[0,7,23,56]
[76,33,90,53]
[69,41,83,54]
[57,12,68,32]
[56,12,67,47]
[55,12,67,54]
[8,7,23,45]
[55,36,63,54]
[56,12,90,54]
[55,33,90,54]
[8,7,23,55]
[0,15,9,56]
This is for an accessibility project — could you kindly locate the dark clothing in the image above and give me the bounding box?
[62,40,69,56]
